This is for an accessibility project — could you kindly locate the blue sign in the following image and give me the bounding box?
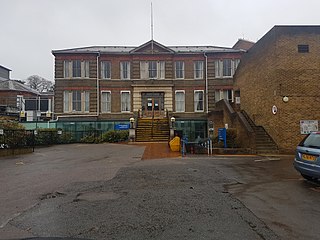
[218,128,227,148]
[115,124,130,130]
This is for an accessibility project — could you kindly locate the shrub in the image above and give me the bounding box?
[101,130,128,143]
[35,128,59,145]
[213,128,238,148]
[80,134,102,144]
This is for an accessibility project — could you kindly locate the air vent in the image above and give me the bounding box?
[298,44,309,53]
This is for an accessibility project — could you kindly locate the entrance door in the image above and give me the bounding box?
[142,92,164,118]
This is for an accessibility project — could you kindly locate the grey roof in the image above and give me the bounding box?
[0,65,12,71]
[52,41,240,55]
[0,80,39,95]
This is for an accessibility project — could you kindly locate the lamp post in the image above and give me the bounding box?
[170,116,175,139]
[130,117,135,129]
[170,117,175,128]
[129,117,135,142]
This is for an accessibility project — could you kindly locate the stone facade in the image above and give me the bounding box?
[235,26,320,152]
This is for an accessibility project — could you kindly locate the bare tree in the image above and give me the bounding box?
[26,75,54,93]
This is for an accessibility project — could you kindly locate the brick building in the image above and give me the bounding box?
[235,26,320,152]
[0,65,53,121]
[52,40,248,141]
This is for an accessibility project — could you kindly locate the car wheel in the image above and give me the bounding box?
[301,173,315,181]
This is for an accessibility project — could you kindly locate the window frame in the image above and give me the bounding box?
[149,61,157,79]
[194,90,204,112]
[175,61,185,79]
[120,91,131,112]
[194,61,204,79]
[101,61,111,79]
[120,61,130,80]
[101,91,111,113]
[175,90,185,112]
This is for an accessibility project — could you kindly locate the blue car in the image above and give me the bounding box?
[294,132,320,181]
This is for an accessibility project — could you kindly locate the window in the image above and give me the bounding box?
[63,91,69,112]
[63,91,90,113]
[120,61,130,80]
[140,61,165,79]
[101,61,111,79]
[175,91,185,112]
[175,61,184,79]
[298,44,309,53]
[223,59,232,77]
[194,90,204,112]
[194,61,204,79]
[64,60,90,78]
[149,61,157,79]
[83,61,90,78]
[101,91,111,113]
[215,59,240,78]
[215,89,234,102]
[72,91,82,111]
[17,95,24,111]
[64,61,70,78]
[72,60,81,78]
[84,92,90,112]
[121,91,131,112]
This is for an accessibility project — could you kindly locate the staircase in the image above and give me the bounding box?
[135,118,170,142]
[241,111,279,154]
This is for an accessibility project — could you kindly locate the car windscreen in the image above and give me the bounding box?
[299,133,320,149]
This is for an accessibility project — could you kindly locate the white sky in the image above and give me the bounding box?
[1,0,320,81]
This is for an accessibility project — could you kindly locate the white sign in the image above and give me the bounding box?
[300,120,319,134]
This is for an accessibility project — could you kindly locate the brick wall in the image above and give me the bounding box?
[235,26,320,152]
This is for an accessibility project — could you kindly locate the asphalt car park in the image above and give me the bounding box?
[0,143,319,240]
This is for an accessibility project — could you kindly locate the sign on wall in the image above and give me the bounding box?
[300,120,319,134]
[115,124,130,130]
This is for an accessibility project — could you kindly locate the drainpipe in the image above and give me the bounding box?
[204,53,208,113]
[96,51,100,116]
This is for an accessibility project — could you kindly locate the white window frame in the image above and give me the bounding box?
[121,91,131,112]
[175,61,184,79]
[63,91,90,113]
[72,91,82,111]
[72,60,81,78]
[17,95,25,111]
[175,90,185,112]
[64,60,89,78]
[215,59,240,78]
[101,61,111,79]
[120,61,130,80]
[63,91,70,112]
[64,61,71,78]
[194,61,204,79]
[140,61,165,80]
[194,90,204,112]
[223,59,232,77]
[101,91,111,113]
[84,91,90,112]
[82,61,90,78]
[215,89,234,103]
[149,61,157,79]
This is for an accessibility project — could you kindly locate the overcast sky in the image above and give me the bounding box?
[1,0,320,81]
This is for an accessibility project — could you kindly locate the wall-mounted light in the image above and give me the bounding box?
[282,96,289,103]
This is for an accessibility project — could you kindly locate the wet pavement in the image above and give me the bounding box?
[134,142,181,160]
[0,143,318,239]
